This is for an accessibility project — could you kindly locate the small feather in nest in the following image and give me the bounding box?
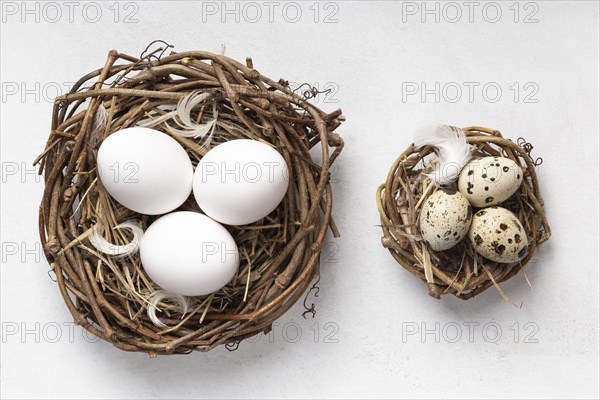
[413,125,473,186]
[88,219,143,258]
[90,104,108,147]
[147,290,189,329]
[168,91,218,144]
[137,91,218,147]
[87,105,108,165]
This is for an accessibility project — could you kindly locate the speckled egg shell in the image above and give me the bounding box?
[458,156,523,208]
[419,189,473,251]
[468,207,529,263]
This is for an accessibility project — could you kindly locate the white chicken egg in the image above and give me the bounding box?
[140,211,239,296]
[458,156,523,208]
[468,206,529,263]
[193,139,289,226]
[419,188,473,251]
[97,127,193,215]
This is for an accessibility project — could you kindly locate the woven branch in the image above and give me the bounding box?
[36,47,344,355]
[376,127,550,300]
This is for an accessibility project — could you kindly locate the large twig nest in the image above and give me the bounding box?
[36,45,344,354]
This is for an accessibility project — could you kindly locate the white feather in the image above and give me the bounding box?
[88,219,143,258]
[136,91,218,147]
[147,290,189,329]
[413,125,473,186]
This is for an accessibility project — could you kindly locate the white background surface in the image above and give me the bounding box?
[1,1,599,399]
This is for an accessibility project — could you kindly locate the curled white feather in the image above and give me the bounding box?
[88,219,143,258]
[170,91,218,145]
[138,91,218,146]
[413,125,473,186]
[147,290,189,329]
[138,91,218,147]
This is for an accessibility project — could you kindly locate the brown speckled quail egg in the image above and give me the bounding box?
[468,206,529,263]
[419,188,473,251]
[458,156,523,207]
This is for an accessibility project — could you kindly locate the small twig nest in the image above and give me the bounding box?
[376,126,550,301]
[36,46,344,354]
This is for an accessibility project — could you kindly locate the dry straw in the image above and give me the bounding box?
[376,127,551,301]
[35,44,344,355]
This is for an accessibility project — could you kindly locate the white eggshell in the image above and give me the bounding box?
[193,139,289,226]
[468,206,529,263]
[458,156,523,207]
[140,211,239,296]
[419,189,473,251]
[97,127,193,215]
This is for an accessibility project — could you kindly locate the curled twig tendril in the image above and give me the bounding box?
[293,83,331,101]
[302,274,321,319]
[225,341,240,351]
[47,268,57,282]
[140,40,174,62]
[517,137,543,166]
